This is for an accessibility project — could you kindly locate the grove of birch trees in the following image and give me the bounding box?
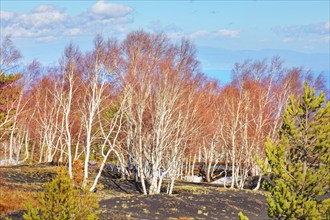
[0,31,327,194]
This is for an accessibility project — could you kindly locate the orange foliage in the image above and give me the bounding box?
[72,159,84,187]
[0,184,38,216]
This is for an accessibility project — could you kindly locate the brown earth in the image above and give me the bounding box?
[0,164,269,220]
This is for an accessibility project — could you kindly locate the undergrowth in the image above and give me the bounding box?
[0,181,38,216]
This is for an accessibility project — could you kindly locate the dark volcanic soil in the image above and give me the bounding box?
[99,187,268,220]
[1,164,269,220]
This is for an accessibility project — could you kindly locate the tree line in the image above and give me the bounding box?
[0,31,327,195]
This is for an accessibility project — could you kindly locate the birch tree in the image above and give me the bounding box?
[55,43,82,178]
[80,35,116,187]
[89,97,126,192]
[0,36,23,164]
[120,31,202,194]
[120,31,161,194]
[33,75,63,163]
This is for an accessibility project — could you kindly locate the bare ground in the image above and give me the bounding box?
[0,164,269,220]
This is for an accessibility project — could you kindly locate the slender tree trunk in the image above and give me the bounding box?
[168,178,175,195]
[22,134,29,163]
[149,171,159,195]
[39,138,45,163]
[9,121,16,162]
[90,152,110,192]
[253,174,263,191]
[30,142,35,163]
[157,176,163,194]
[191,154,196,176]
[140,169,147,195]
[83,135,91,188]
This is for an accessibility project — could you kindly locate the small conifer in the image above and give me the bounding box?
[266,83,330,219]
[23,168,100,220]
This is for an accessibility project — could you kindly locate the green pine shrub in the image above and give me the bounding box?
[23,168,100,220]
[266,83,330,219]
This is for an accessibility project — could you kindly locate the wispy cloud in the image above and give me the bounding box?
[148,20,181,33]
[0,11,14,20]
[274,21,330,52]
[0,1,134,41]
[325,21,330,30]
[189,28,240,39]
[273,21,330,39]
[190,30,210,38]
[216,29,240,38]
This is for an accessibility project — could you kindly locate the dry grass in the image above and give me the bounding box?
[0,163,57,217]
[173,185,211,194]
[0,184,38,216]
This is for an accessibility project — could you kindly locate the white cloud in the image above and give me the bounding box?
[274,21,330,45]
[33,5,58,13]
[167,31,185,40]
[65,28,81,36]
[1,6,69,39]
[274,21,330,37]
[89,0,133,18]
[309,35,330,44]
[0,1,133,41]
[20,6,67,28]
[190,30,210,38]
[188,29,240,39]
[325,22,330,30]
[216,29,240,38]
[0,11,14,20]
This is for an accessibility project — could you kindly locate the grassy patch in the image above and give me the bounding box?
[0,185,38,216]
[173,185,211,194]
[0,164,58,217]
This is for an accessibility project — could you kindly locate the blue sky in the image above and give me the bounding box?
[1,0,329,83]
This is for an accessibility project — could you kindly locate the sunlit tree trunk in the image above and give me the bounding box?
[90,99,125,192]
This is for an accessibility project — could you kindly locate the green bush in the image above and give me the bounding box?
[238,211,249,220]
[23,168,100,220]
[266,83,330,219]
